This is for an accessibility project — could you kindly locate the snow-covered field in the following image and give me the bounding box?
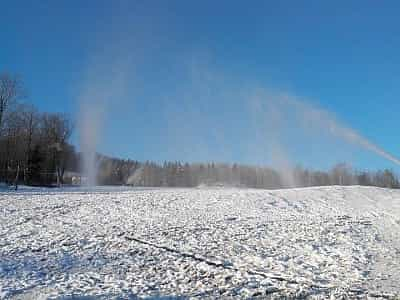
[1,186,400,299]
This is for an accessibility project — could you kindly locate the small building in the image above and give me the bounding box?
[63,171,87,186]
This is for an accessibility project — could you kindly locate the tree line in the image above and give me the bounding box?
[0,72,75,187]
[95,158,400,189]
[1,71,399,189]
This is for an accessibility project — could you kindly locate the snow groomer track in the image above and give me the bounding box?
[1,186,400,299]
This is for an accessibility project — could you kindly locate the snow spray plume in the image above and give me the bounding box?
[126,167,143,186]
[164,61,400,188]
[327,122,400,166]
[78,57,129,186]
[79,102,104,186]
[283,93,400,167]
[254,91,400,168]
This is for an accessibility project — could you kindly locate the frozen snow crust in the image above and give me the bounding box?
[1,186,400,299]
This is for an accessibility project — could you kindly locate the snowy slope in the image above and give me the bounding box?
[0,186,400,299]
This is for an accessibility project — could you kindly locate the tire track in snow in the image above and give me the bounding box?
[123,233,343,293]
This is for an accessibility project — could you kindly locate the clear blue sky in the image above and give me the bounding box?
[2,1,400,171]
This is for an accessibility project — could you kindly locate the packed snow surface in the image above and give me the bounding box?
[1,186,400,299]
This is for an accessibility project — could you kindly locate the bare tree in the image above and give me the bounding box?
[0,73,23,133]
[41,113,73,186]
[20,105,40,183]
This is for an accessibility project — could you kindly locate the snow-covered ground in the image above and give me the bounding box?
[1,186,400,299]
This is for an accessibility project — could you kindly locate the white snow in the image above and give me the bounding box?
[1,186,400,299]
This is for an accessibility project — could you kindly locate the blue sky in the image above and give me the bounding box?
[2,1,400,171]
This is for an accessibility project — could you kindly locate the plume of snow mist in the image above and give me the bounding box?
[251,90,400,169]
[283,93,400,167]
[78,56,130,186]
[163,60,400,180]
[79,102,104,186]
[126,167,144,186]
[327,121,400,166]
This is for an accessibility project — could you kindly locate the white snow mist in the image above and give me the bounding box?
[79,102,104,186]
[251,90,400,168]
[77,55,129,186]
